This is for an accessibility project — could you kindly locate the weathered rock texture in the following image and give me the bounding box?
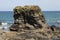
[0,6,60,40]
[0,29,60,40]
[10,6,48,31]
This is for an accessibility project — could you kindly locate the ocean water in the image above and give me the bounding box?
[43,11,60,26]
[0,11,60,31]
[0,11,14,23]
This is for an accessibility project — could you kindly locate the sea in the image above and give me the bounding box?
[0,11,60,31]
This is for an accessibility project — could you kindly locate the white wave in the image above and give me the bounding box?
[1,22,8,25]
[56,20,60,23]
[0,25,11,32]
[57,20,60,22]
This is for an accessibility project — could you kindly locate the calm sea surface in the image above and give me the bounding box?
[0,11,60,27]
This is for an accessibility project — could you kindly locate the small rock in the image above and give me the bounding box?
[9,24,19,31]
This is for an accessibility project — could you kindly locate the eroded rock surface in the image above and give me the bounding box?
[10,6,48,31]
[0,29,60,40]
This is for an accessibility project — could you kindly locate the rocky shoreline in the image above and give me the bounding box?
[0,28,60,40]
[0,6,60,40]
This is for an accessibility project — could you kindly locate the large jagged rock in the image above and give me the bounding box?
[10,6,48,31]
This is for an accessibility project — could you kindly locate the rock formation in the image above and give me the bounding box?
[10,6,48,31]
[0,6,60,40]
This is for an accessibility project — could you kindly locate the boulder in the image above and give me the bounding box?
[10,6,48,31]
[50,25,60,31]
[50,25,56,31]
[9,24,19,31]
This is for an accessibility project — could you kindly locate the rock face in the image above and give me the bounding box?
[10,6,48,31]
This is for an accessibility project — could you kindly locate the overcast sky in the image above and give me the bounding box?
[0,0,60,11]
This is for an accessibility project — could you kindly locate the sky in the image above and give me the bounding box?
[0,0,60,11]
